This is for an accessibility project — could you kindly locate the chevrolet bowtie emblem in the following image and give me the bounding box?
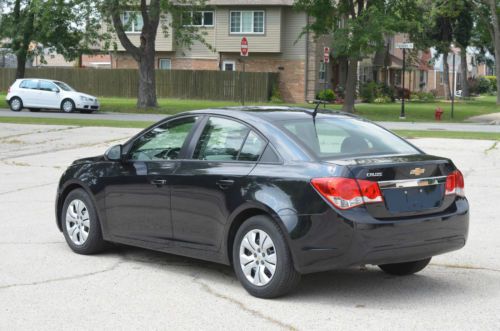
[410,168,425,176]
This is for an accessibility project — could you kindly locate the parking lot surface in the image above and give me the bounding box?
[0,123,499,330]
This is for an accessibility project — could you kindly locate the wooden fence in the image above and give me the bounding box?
[0,68,279,102]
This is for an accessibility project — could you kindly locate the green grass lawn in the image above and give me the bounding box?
[2,93,499,123]
[99,95,500,123]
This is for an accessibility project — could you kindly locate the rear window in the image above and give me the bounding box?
[279,117,419,159]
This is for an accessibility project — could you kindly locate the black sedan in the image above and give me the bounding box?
[55,107,469,298]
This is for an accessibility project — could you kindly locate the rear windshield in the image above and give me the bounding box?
[278,117,419,159]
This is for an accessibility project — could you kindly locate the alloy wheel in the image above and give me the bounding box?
[65,199,90,245]
[10,99,21,111]
[239,229,277,286]
[62,100,74,112]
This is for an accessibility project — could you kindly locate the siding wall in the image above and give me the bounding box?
[215,7,282,53]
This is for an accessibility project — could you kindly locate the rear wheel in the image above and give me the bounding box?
[232,215,301,298]
[9,97,23,111]
[61,188,107,254]
[61,99,75,113]
[378,258,431,276]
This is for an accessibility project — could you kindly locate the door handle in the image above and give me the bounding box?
[216,179,235,189]
[150,179,167,187]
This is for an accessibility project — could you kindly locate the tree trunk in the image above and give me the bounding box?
[342,58,358,113]
[338,57,348,88]
[15,52,27,79]
[487,0,500,104]
[443,52,452,100]
[460,48,469,98]
[137,51,157,108]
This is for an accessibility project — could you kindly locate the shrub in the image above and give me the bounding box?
[373,96,391,103]
[485,75,497,92]
[430,89,439,97]
[359,82,378,103]
[477,77,491,94]
[316,88,336,102]
[270,85,283,103]
[412,91,436,102]
[395,87,411,100]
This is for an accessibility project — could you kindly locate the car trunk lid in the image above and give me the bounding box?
[329,154,456,218]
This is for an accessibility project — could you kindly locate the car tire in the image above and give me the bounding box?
[232,215,301,298]
[61,99,75,113]
[378,257,432,276]
[29,108,40,112]
[61,188,107,255]
[9,97,23,112]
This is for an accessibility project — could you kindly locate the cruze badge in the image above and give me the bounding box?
[366,172,383,177]
[410,168,425,176]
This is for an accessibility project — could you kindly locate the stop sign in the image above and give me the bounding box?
[241,37,249,57]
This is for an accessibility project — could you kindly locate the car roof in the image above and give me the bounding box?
[185,106,362,122]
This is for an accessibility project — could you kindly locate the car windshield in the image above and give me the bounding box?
[53,81,75,91]
[278,116,420,159]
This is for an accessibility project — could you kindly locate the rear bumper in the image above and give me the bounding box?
[287,199,469,274]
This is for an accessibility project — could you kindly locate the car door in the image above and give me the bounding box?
[17,79,39,107]
[104,116,200,246]
[37,80,61,108]
[170,116,268,252]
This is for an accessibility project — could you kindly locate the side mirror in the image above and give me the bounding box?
[105,144,123,161]
[52,88,60,93]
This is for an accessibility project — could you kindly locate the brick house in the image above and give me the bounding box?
[109,0,329,103]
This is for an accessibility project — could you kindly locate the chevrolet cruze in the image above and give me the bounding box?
[55,107,469,298]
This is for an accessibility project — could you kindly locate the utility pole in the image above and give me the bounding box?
[396,42,413,119]
[451,52,456,119]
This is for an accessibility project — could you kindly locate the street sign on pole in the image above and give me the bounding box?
[240,37,249,57]
[323,47,330,63]
[395,42,414,50]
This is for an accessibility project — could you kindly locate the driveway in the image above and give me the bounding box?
[0,124,499,330]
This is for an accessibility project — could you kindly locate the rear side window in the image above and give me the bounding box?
[239,131,266,161]
[19,80,38,89]
[194,117,249,161]
[280,117,419,159]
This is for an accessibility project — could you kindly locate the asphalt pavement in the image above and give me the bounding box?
[1,108,500,133]
[0,124,499,330]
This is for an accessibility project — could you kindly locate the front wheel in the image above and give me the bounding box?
[378,258,432,276]
[9,97,23,111]
[61,188,107,254]
[233,215,301,298]
[61,99,75,113]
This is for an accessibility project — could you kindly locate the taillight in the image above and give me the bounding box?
[445,170,465,197]
[311,177,383,210]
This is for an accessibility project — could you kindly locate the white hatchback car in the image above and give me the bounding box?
[6,79,99,113]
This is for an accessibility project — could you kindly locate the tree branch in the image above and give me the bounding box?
[110,1,141,60]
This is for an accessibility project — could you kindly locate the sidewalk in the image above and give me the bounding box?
[1,108,499,133]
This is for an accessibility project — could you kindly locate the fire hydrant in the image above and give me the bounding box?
[435,107,444,121]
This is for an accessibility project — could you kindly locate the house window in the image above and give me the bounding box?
[159,58,171,70]
[222,61,236,71]
[319,61,326,81]
[121,11,144,33]
[419,70,427,87]
[183,11,214,27]
[230,11,265,34]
